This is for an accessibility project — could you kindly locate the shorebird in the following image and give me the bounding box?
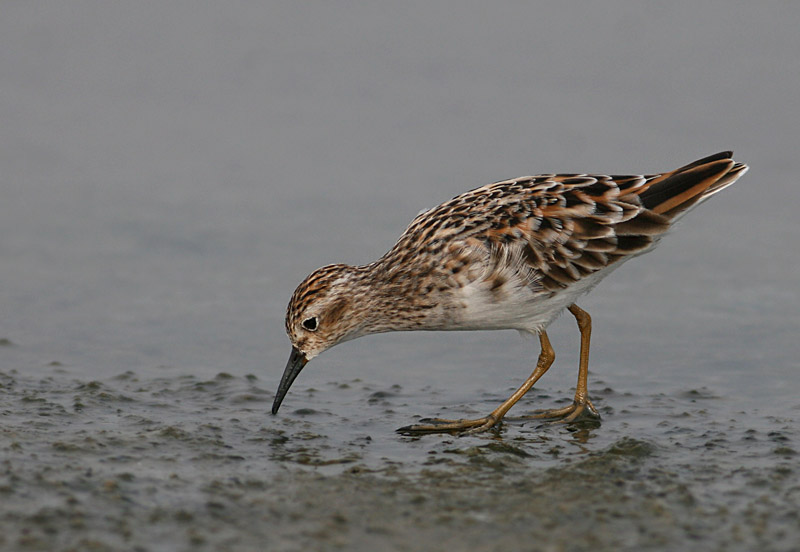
[272,151,748,434]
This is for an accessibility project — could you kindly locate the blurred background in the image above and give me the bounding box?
[2,2,797,397]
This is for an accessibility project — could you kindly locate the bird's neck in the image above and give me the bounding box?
[344,261,452,336]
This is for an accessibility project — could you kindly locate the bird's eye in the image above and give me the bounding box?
[302,317,318,331]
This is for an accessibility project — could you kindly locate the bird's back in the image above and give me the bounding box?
[373,152,747,333]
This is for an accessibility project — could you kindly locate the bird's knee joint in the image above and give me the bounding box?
[569,306,591,330]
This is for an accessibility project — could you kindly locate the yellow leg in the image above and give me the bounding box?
[398,331,556,435]
[529,304,599,422]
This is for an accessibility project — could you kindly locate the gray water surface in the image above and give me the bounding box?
[1,2,799,551]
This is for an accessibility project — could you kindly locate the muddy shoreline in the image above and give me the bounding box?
[1,368,797,551]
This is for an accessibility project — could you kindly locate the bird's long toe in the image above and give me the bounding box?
[527,398,600,424]
[397,415,499,435]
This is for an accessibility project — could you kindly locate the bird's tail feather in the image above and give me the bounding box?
[639,151,748,220]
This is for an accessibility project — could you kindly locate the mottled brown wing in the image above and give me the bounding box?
[499,152,744,291]
[382,152,745,294]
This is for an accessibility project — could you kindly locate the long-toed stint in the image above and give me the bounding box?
[272,151,748,434]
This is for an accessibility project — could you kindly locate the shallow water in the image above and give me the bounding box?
[2,2,800,551]
[2,364,799,550]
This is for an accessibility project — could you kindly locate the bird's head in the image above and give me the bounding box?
[272,264,363,414]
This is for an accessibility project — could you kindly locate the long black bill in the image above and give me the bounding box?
[272,346,308,414]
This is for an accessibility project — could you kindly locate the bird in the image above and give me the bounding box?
[272,151,748,434]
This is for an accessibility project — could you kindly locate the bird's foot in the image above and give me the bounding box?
[397,414,500,436]
[527,398,600,424]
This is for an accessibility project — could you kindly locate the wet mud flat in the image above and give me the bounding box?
[1,366,798,551]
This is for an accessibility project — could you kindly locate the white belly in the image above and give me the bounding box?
[451,263,622,334]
